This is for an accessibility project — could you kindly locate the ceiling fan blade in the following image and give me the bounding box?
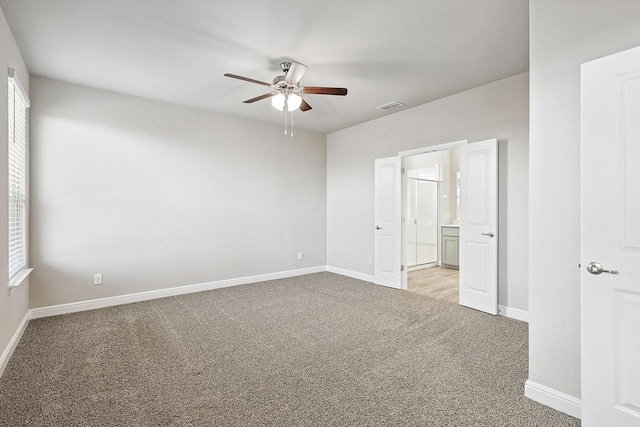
[302,86,348,96]
[284,62,308,85]
[224,73,272,87]
[299,99,312,111]
[243,93,276,103]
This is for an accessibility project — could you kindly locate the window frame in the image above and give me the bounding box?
[8,68,32,291]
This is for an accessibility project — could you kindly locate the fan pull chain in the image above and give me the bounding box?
[284,96,288,135]
[290,110,294,137]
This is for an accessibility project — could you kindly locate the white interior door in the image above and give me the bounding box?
[374,156,402,289]
[581,45,640,427]
[459,138,498,315]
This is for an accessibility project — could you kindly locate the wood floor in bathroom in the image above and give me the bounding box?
[407,266,459,304]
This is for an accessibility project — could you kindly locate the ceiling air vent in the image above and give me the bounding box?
[376,101,405,112]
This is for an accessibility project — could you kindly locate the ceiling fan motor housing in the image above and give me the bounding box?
[280,62,292,73]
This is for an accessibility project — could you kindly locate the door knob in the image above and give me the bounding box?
[481,232,494,237]
[586,262,618,275]
[375,226,382,230]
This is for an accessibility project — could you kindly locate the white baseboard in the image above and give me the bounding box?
[498,305,529,323]
[525,379,581,419]
[326,266,374,283]
[0,311,30,378]
[30,266,327,319]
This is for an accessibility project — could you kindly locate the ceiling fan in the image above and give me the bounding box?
[224,61,347,116]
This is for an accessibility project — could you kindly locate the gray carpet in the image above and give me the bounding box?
[0,272,580,426]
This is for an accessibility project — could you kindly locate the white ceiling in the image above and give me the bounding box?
[0,0,529,134]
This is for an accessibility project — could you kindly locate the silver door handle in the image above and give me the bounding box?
[481,232,494,237]
[586,262,618,275]
[375,226,382,230]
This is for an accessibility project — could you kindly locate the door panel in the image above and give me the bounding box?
[581,45,640,426]
[442,236,459,268]
[378,235,396,273]
[374,156,402,289]
[459,139,498,315]
[615,291,640,416]
[465,151,488,224]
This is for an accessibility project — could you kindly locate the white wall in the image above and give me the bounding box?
[0,5,30,373]
[327,72,529,311]
[529,0,640,401]
[29,77,327,308]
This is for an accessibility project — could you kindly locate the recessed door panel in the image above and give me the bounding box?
[378,164,397,222]
[614,291,640,416]
[618,72,640,250]
[465,151,489,225]
[464,242,488,294]
[378,235,396,273]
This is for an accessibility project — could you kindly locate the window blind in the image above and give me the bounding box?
[8,70,29,279]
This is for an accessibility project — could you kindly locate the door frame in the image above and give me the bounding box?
[398,140,468,290]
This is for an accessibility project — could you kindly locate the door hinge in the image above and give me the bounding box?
[401,265,405,271]
[401,167,405,174]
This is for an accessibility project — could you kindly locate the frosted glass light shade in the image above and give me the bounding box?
[271,93,285,111]
[271,93,302,112]
[287,93,302,111]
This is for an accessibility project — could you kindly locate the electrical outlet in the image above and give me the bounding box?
[93,274,103,285]
[297,252,303,261]
[368,257,373,265]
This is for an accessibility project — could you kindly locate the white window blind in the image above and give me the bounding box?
[8,69,29,279]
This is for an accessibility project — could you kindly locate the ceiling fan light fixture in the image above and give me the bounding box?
[224,62,347,137]
[287,93,302,111]
[271,93,302,112]
[271,93,286,111]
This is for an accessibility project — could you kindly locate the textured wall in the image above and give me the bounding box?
[327,72,529,312]
[29,77,327,308]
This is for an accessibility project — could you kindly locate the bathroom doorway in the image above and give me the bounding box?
[405,148,461,303]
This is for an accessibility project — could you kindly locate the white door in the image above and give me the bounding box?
[459,138,498,315]
[374,156,402,289]
[581,46,640,427]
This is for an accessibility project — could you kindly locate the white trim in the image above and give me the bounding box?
[498,305,529,323]
[8,68,30,107]
[524,379,582,419]
[326,265,375,283]
[30,266,326,319]
[398,139,468,157]
[8,268,33,294]
[0,311,30,379]
[407,263,438,272]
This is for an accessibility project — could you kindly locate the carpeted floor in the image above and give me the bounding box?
[0,273,580,426]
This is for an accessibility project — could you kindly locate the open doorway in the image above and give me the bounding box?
[405,148,461,303]
[375,138,498,314]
